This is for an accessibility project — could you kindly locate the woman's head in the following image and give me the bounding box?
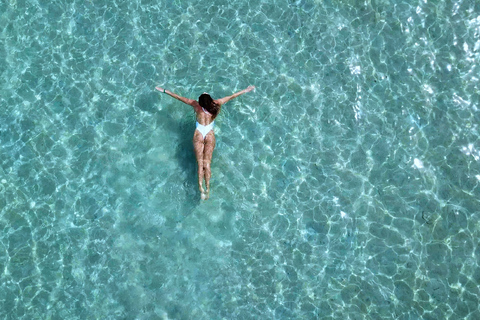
[199,93,220,118]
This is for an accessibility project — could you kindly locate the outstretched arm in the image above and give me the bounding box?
[215,85,255,106]
[155,86,196,106]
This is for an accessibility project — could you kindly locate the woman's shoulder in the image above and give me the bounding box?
[191,100,202,113]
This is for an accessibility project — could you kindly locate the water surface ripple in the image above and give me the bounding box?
[0,0,479,319]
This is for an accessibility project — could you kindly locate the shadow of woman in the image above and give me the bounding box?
[136,91,200,220]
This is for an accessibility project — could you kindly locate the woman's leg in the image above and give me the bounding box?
[203,132,216,199]
[193,131,206,195]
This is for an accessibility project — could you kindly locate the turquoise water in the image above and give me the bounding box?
[1,0,480,318]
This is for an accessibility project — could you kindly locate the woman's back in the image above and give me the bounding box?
[194,102,215,126]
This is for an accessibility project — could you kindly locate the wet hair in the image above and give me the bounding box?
[198,93,220,119]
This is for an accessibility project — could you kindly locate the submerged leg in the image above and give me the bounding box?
[203,131,216,199]
[193,131,206,196]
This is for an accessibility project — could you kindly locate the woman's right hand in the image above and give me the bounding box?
[245,85,255,92]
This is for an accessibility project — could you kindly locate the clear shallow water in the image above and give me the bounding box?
[1,0,479,318]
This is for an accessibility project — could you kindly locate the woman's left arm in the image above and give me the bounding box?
[215,85,255,106]
[155,87,196,106]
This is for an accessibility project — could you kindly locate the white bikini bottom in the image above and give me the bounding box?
[196,121,215,139]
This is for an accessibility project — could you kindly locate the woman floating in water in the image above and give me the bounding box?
[155,85,255,200]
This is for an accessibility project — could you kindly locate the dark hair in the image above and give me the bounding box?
[198,93,220,119]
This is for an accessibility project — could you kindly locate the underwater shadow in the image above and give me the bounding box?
[135,90,200,220]
[174,121,200,221]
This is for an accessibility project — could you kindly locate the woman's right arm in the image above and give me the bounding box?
[155,87,197,106]
[215,85,255,106]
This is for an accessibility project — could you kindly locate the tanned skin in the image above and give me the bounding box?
[155,85,255,199]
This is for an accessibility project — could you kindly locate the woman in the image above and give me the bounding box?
[155,85,255,200]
